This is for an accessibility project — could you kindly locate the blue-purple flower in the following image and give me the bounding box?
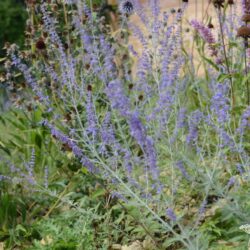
[119,0,135,15]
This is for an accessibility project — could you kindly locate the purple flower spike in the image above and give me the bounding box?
[166,208,177,222]
[191,20,218,57]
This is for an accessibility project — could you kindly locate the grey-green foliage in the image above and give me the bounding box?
[30,211,95,250]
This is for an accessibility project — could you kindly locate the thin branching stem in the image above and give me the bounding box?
[217,7,235,107]
[244,38,250,105]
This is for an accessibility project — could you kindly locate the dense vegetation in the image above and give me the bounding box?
[0,0,27,56]
[0,0,250,249]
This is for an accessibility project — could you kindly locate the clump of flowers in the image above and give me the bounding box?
[2,0,250,248]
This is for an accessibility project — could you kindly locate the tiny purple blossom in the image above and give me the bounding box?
[210,83,230,124]
[106,79,130,116]
[166,208,177,222]
[111,191,128,203]
[227,176,236,188]
[86,91,98,140]
[242,0,250,14]
[186,110,203,145]
[44,166,49,189]
[199,199,207,216]
[236,164,245,175]
[176,161,190,181]
[129,112,146,147]
[237,106,250,135]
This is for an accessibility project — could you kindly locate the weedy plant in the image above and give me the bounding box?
[2,0,250,249]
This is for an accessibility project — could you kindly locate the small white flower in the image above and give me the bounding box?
[239,224,250,234]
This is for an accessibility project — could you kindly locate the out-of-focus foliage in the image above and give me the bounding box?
[0,0,27,55]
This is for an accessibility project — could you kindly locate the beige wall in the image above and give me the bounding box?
[109,0,241,20]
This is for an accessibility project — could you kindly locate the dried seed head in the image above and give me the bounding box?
[227,0,234,4]
[182,0,189,2]
[36,39,46,50]
[242,14,250,23]
[122,54,128,61]
[43,32,48,38]
[64,43,69,50]
[138,95,144,101]
[208,22,214,29]
[34,96,40,101]
[64,113,72,122]
[62,143,71,152]
[237,26,250,38]
[26,104,33,112]
[170,8,176,14]
[52,4,58,12]
[212,0,225,8]
[3,42,10,49]
[87,85,92,91]
[26,0,36,5]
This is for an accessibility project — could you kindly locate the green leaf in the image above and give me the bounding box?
[201,56,220,71]
[217,73,231,83]
[92,188,105,199]
[15,224,27,234]
[35,134,42,148]
[0,140,10,155]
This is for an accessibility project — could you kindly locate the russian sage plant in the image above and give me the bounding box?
[3,0,250,248]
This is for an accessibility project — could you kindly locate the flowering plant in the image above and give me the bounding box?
[2,0,250,248]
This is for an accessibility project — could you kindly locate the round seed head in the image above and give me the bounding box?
[36,39,46,50]
[170,8,176,14]
[138,95,144,101]
[242,14,250,23]
[87,85,92,91]
[208,22,214,29]
[128,84,134,90]
[237,26,250,38]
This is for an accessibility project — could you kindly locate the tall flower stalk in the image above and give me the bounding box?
[216,3,235,107]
